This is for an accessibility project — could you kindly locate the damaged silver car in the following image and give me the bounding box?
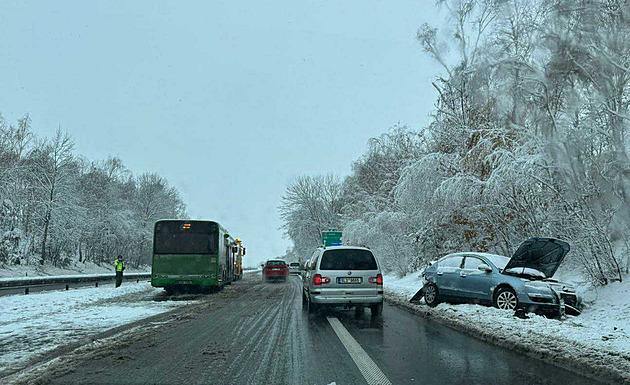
[413,238,582,317]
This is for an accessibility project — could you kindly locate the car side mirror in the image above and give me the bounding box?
[478,264,492,273]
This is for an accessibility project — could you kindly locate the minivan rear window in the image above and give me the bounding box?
[319,249,377,270]
[266,260,286,266]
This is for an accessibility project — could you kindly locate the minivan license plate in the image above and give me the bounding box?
[338,277,362,284]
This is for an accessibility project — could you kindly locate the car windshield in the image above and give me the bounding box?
[484,255,510,270]
[319,249,377,270]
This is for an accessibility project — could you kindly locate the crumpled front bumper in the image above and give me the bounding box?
[520,288,582,317]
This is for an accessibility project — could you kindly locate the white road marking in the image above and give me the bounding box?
[326,317,392,385]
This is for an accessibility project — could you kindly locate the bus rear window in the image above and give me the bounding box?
[154,221,218,255]
[319,249,377,270]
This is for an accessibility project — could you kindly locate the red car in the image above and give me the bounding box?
[262,259,289,282]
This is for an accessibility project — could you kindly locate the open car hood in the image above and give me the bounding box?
[504,238,570,279]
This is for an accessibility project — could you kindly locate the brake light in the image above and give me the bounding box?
[313,274,330,285]
[369,274,383,285]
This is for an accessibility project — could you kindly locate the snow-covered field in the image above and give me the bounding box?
[0,282,194,377]
[0,261,149,279]
[384,272,630,383]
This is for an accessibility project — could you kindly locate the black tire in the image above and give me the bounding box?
[494,286,519,310]
[424,283,440,307]
[302,292,308,309]
[307,296,319,314]
[370,302,383,316]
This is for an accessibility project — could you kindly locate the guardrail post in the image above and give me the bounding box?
[65,285,69,290]
[95,282,98,287]
[25,287,29,295]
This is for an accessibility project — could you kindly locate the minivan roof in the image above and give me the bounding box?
[319,246,371,252]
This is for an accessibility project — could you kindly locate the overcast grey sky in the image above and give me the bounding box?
[0,0,442,266]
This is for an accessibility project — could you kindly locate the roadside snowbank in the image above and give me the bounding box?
[0,261,149,279]
[0,282,193,377]
[384,272,630,384]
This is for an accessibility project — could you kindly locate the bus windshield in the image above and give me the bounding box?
[154,221,218,255]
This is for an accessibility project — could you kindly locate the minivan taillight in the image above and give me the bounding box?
[313,274,330,285]
[369,274,383,285]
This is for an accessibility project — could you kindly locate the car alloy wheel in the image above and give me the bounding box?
[425,286,436,303]
[424,283,440,307]
[496,289,518,310]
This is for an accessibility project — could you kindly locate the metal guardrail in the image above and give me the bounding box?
[0,272,151,289]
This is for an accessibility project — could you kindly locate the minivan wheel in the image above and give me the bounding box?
[494,287,518,310]
[424,283,440,307]
[371,302,383,316]
[308,297,319,314]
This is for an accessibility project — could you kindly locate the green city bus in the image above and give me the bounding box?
[151,220,235,293]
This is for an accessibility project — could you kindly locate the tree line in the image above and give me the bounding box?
[0,115,186,268]
[280,0,630,285]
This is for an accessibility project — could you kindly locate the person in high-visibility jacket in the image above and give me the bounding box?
[114,255,125,288]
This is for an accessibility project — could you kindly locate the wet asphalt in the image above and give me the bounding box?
[47,274,597,385]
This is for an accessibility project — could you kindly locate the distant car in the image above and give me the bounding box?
[419,238,582,317]
[288,262,301,275]
[302,246,383,315]
[262,259,288,282]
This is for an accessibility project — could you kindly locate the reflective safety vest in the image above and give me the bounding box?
[114,260,125,272]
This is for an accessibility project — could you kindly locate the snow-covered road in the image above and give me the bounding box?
[0,282,194,377]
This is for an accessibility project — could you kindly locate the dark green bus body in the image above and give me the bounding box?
[151,220,235,291]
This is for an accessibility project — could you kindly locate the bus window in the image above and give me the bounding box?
[154,221,218,254]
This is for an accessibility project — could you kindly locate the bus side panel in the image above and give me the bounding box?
[218,228,226,285]
[151,254,219,288]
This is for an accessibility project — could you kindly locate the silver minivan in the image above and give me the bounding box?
[302,246,383,315]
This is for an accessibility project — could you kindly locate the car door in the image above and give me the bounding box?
[436,256,464,297]
[458,256,493,301]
